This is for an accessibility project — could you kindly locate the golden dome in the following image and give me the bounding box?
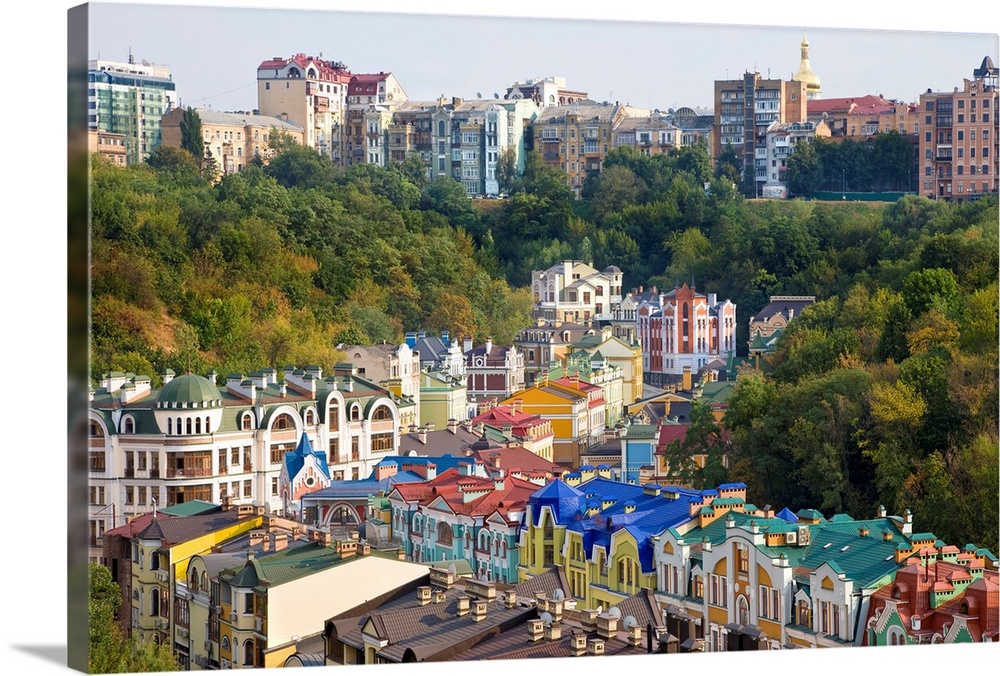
[793,33,822,91]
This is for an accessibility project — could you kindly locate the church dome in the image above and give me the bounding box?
[157,372,223,408]
[792,33,822,94]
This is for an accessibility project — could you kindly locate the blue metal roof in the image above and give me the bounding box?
[283,433,330,482]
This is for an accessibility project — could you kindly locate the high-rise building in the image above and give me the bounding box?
[714,72,808,196]
[88,56,177,165]
[918,56,999,202]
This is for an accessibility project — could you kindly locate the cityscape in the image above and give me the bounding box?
[63,3,1000,675]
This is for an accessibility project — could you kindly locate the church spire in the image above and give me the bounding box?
[792,31,822,100]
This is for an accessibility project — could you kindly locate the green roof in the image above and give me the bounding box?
[226,542,351,589]
[712,497,745,506]
[909,533,938,541]
[157,373,223,406]
[158,500,219,517]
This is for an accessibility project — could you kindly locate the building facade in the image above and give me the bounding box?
[88,57,178,165]
[256,53,353,163]
[531,260,625,325]
[160,107,305,175]
[714,72,808,196]
[88,366,403,561]
[761,120,831,198]
[637,283,737,386]
[918,56,999,202]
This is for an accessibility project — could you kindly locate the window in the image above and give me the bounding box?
[271,478,278,495]
[759,585,770,618]
[243,480,252,498]
[737,543,749,573]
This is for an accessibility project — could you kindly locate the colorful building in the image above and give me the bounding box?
[471,401,556,463]
[279,433,331,520]
[530,260,625,325]
[864,544,998,645]
[748,295,816,357]
[515,319,595,388]
[386,467,538,583]
[637,283,737,387]
[463,337,526,402]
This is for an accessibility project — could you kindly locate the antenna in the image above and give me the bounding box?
[623,615,639,629]
[540,611,554,626]
[607,606,622,620]
[552,589,565,601]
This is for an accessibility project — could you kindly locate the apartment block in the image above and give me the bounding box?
[714,73,808,195]
[160,107,305,175]
[918,56,999,202]
[88,56,178,165]
[256,53,353,163]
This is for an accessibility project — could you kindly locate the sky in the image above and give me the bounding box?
[1,2,998,676]
[86,1,998,115]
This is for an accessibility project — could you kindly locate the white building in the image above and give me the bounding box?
[531,260,625,325]
[87,366,403,562]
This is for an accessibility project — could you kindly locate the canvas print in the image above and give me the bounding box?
[67,2,999,673]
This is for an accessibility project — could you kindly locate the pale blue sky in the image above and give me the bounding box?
[87,1,998,113]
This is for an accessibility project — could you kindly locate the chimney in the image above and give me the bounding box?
[471,599,488,622]
[447,418,459,434]
[627,624,643,647]
[485,337,493,354]
[457,595,471,616]
[528,619,545,642]
[587,638,606,656]
[464,337,473,353]
[878,505,887,518]
[596,613,618,639]
[418,427,428,444]
[433,589,447,604]
[682,366,692,391]
[545,621,562,642]
[570,632,587,656]
[417,586,432,605]
[859,526,870,538]
[578,609,599,632]
[503,592,517,608]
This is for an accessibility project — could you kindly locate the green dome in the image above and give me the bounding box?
[157,373,223,408]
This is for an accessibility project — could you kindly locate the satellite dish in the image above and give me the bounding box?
[494,93,499,99]
[407,450,418,457]
[607,607,622,620]
[596,605,604,614]
[540,612,553,626]
[142,59,150,66]
[623,615,639,629]
[477,92,482,99]
[552,589,565,601]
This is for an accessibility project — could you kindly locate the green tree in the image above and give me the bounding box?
[497,147,519,194]
[89,563,181,673]
[714,142,742,185]
[179,107,204,165]
[785,139,823,197]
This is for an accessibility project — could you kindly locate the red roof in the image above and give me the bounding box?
[104,512,168,537]
[257,53,351,82]
[807,94,887,114]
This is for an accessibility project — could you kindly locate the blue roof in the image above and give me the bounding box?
[718,482,748,490]
[284,433,330,482]
[776,507,798,523]
[528,479,587,526]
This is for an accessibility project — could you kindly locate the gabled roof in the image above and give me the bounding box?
[284,433,331,482]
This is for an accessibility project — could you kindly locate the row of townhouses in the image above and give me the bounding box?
[100,467,998,669]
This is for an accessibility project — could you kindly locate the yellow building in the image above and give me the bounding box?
[501,374,606,468]
[128,502,264,659]
[160,107,305,176]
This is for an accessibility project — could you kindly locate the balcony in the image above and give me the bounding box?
[165,467,213,479]
[154,569,169,582]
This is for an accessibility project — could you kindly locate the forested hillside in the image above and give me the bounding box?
[89,141,998,551]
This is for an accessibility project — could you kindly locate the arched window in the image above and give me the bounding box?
[176,417,182,435]
[328,403,340,431]
[201,571,209,591]
[186,418,192,434]
[150,589,159,617]
[438,120,445,136]
[500,540,507,557]
[242,412,253,431]
[189,570,199,592]
[167,418,172,435]
[205,417,211,434]
[437,522,453,546]
[350,404,362,421]
[124,417,135,434]
[150,552,160,570]
[737,595,750,625]
[244,639,255,666]
[195,418,202,434]
[493,538,500,556]
[221,636,230,652]
[372,405,393,421]
[273,413,295,430]
[305,409,315,425]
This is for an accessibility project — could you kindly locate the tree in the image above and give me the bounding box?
[89,563,181,673]
[785,139,823,197]
[714,142,742,185]
[179,107,204,166]
[497,147,519,194]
